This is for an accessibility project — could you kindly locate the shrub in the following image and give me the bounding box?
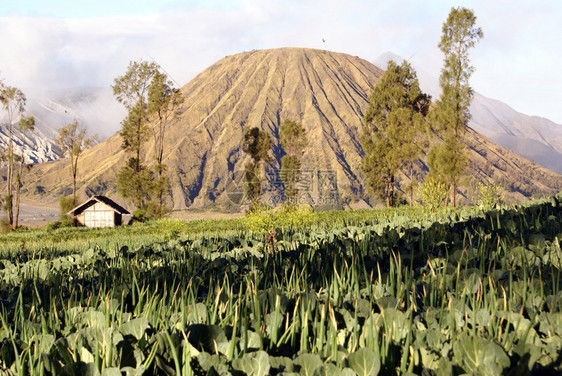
[419,175,449,210]
[44,221,63,232]
[475,181,503,208]
[59,196,78,227]
[243,202,315,235]
[0,217,11,234]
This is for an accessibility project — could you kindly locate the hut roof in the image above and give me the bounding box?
[68,195,130,216]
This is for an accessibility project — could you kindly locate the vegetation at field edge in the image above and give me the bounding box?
[0,194,560,375]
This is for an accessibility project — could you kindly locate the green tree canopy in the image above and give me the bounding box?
[116,158,154,210]
[56,120,94,202]
[112,60,158,172]
[146,70,184,215]
[279,119,308,203]
[279,119,307,156]
[428,7,483,207]
[242,127,273,165]
[112,60,175,218]
[241,127,272,204]
[361,60,430,207]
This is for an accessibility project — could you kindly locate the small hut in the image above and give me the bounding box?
[68,196,130,228]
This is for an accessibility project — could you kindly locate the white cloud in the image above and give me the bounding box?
[0,0,561,124]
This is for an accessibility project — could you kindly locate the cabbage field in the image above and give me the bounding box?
[0,197,561,375]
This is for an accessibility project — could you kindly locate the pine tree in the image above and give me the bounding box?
[112,60,158,173]
[428,7,483,206]
[241,127,272,204]
[361,60,430,207]
[112,60,158,214]
[279,119,308,203]
[147,70,184,216]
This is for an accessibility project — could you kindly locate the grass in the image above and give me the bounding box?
[1,203,484,256]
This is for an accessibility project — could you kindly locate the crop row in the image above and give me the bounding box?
[0,197,560,375]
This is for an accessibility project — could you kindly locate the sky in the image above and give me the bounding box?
[1,0,561,124]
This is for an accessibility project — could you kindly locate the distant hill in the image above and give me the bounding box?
[26,87,125,139]
[375,52,562,174]
[0,124,60,164]
[470,93,562,174]
[21,48,562,209]
[0,87,125,165]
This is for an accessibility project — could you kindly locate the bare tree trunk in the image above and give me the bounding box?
[408,163,414,206]
[14,172,20,230]
[6,128,14,227]
[13,156,24,230]
[73,154,78,203]
[387,175,395,207]
[452,182,457,207]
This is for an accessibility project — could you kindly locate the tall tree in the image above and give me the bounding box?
[428,7,483,206]
[361,60,430,207]
[116,159,154,210]
[13,116,35,230]
[56,120,94,203]
[147,70,184,214]
[0,84,34,229]
[279,119,308,202]
[112,60,158,210]
[241,127,272,203]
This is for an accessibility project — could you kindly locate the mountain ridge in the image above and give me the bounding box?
[0,87,126,166]
[19,48,562,209]
[374,51,562,174]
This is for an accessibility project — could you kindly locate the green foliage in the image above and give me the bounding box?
[131,207,149,223]
[59,196,77,227]
[112,60,159,111]
[280,154,301,202]
[244,162,261,203]
[437,8,483,125]
[429,7,483,207]
[242,126,272,164]
[419,175,449,210]
[243,202,275,234]
[144,196,172,220]
[0,216,11,234]
[117,161,170,221]
[243,202,314,235]
[118,104,150,170]
[232,351,270,376]
[241,127,272,204]
[279,119,308,202]
[0,85,27,116]
[452,334,510,376]
[279,119,307,156]
[427,137,469,200]
[116,160,154,209]
[113,60,174,218]
[2,194,12,214]
[1,197,561,374]
[44,220,63,232]
[434,7,483,136]
[348,348,381,376]
[18,115,35,133]
[361,60,430,207]
[147,70,183,216]
[57,120,94,201]
[147,71,182,119]
[475,181,502,208]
